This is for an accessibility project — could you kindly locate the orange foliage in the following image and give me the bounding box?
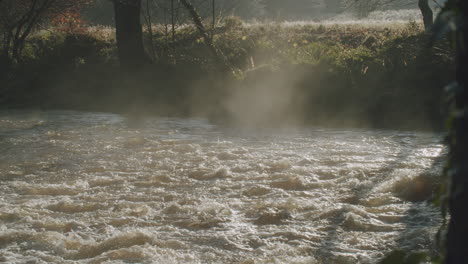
[51,10,88,34]
[49,0,93,34]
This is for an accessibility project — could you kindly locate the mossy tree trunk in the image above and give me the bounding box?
[418,0,433,30]
[111,0,149,69]
[445,0,468,263]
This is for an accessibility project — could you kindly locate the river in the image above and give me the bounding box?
[0,110,444,263]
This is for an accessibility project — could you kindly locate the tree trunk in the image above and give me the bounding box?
[212,0,215,40]
[112,0,148,69]
[418,0,433,30]
[171,0,175,43]
[0,52,11,74]
[143,0,156,60]
[445,0,468,263]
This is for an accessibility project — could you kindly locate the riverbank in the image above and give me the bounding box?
[0,21,454,130]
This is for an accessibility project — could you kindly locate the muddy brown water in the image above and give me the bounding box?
[0,110,444,263]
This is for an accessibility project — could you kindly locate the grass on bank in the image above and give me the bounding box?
[0,19,455,130]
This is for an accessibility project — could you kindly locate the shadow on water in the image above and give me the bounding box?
[393,155,445,255]
[0,110,125,183]
[314,133,445,262]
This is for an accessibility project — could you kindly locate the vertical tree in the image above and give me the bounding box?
[444,0,468,262]
[110,0,149,69]
[211,0,215,38]
[171,0,176,42]
[142,0,156,60]
[418,0,433,30]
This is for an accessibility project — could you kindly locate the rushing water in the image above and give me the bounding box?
[0,110,444,264]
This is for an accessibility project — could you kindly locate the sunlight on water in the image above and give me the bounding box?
[0,111,444,263]
[245,9,424,27]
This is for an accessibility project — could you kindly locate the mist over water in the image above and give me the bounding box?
[246,9,425,26]
[322,9,424,24]
[0,110,443,263]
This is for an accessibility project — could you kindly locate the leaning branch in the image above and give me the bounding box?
[178,0,234,74]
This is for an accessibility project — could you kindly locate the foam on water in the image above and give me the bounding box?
[0,110,444,263]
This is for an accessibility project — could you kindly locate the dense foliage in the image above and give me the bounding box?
[0,0,91,66]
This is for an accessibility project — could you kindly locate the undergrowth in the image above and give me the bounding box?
[0,21,455,130]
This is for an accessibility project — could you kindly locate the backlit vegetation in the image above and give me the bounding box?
[1,19,454,129]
